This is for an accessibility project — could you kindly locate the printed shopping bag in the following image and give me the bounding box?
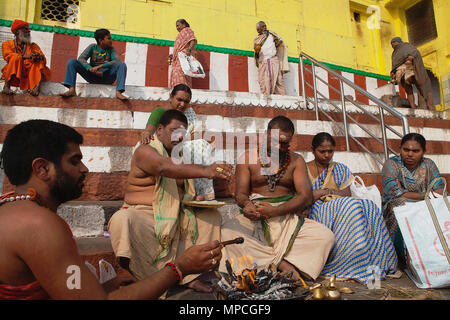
[394,177,450,289]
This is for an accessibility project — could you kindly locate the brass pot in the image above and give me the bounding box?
[311,287,326,300]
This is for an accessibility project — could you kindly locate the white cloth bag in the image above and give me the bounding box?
[394,177,450,289]
[350,175,382,210]
[178,52,206,78]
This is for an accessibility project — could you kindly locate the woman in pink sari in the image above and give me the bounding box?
[169,19,197,88]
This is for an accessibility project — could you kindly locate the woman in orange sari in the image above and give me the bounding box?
[169,19,197,88]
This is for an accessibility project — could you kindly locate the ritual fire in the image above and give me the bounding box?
[213,259,309,300]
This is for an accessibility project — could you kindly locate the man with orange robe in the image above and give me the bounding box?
[1,19,51,96]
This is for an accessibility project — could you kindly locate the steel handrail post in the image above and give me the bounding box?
[311,62,319,120]
[340,79,350,151]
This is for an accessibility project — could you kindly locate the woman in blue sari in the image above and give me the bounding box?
[382,133,444,265]
[305,132,397,283]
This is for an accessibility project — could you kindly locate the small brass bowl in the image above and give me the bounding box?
[325,288,341,300]
[339,287,354,294]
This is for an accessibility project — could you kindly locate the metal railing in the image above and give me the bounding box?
[299,52,409,165]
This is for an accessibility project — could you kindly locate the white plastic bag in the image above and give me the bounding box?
[178,52,206,78]
[394,177,450,289]
[350,175,382,210]
[99,259,117,284]
[84,259,117,284]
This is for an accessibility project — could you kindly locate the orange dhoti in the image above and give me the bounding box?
[1,40,51,91]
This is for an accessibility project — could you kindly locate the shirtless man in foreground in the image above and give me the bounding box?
[108,109,233,293]
[0,119,223,300]
[219,116,334,281]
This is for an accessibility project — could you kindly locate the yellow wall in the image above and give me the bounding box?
[1,0,449,108]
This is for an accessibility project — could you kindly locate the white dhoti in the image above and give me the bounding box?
[108,203,221,284]
[218,194,334,280]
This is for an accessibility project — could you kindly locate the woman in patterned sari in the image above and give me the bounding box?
[305,132,397,283]
[169,19,197,88]
[382,133,444,265]
[140,84,216,200]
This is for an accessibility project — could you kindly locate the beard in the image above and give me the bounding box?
[17,30,31,44]
[49,166,85,204]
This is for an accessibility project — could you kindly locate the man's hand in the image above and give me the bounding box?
[255,201,274,219]
[174,240,222,275]
[242,200,265,221]
[274,38,282,47]
[31,52,41,62]
[140,131,153,145]
[205,162,233,180]
[89,65,103,77]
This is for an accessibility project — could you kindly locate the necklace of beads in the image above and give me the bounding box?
[0,188,37,205]
[258,147,291,192]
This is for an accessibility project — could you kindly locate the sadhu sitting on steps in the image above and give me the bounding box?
[1,19,51,96]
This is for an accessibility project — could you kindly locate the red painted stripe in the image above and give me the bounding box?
[145,44,170,88]
[228,54,249,92]
[191,50,210,90]
[328,70,342,101]
[405,217,432,288]
[377,78,388,88]
[112,40,127,62]
[113,40,127,62]
[299,64,314,97]
[354,74,369,104]
[110,40,127,86]
[50,33,80,83]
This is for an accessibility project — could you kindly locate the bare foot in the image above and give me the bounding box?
[278,260,302,280]
[116,91,128,100]
[278,260,310,287]
[186,279,213,293]
[28,84,40,96]
[60,87,76,98]
[1,85,15,95]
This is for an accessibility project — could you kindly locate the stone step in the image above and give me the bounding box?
[0,86,447,123]
[61,199,238,238]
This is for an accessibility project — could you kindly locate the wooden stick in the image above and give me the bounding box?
[220,237,244,247]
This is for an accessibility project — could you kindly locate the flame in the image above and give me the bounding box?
[232,255,258,293]
[235,268,257,293]
[248,269,255,284]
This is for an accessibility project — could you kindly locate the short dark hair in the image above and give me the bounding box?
[312,132,336,150]
[94,28,110,44]
[401,133,426,151]
[176,19,190,28]
[159,109,188,127]
[0,120,83,185]
[170,83,192,98]
[267,116,295,135]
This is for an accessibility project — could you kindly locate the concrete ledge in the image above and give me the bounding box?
[58,201,122,237]
[60,199,238,238]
